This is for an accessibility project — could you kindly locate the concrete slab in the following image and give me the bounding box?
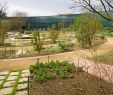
[0,76,6,80]
[15,90,28,95]
[17,83,28,90]
[22,70,29,73]
[19,78,28,83]
[0,87,12,95]
[3,81,16,87]
[21,73,30,77]
[7,76,18,81]
[0,71,9,76]
[10,72,19,76]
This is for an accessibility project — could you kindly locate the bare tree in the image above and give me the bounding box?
[10,11,28,32]
[0,1,8,45]
[72,0,113,22]
[0,1,7,19]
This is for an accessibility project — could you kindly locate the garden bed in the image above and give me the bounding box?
[29,72,113,95]
[29,61,113,95]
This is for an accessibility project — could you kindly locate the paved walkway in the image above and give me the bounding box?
[73,59,113,83]
[0,70,30,95]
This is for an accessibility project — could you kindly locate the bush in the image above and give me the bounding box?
[29,60,79,81]
[58,42,69,52]
[49,24,59,43]
[73,13,101,47]
[32,31,43,53]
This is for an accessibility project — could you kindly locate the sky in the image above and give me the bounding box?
[4,0,81,16]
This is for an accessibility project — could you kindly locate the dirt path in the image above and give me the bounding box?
[0,37,113,72]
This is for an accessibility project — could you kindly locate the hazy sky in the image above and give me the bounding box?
[5,0,81,16]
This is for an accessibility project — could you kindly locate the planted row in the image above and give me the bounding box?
[29,60,82,81]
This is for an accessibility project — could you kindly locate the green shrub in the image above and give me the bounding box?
[49,24,59,43]
[58,42,69,52]
[29,60,79,81]
[58,69,66,78]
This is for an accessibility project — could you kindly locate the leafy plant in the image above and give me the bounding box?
[58,69,66,78]
[29,60,79,81]
[58,42,69,52]
[32,31,43,53]
[73,13,101,48]
[49,24,59,43]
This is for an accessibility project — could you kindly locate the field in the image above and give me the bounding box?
[0,31,105,59]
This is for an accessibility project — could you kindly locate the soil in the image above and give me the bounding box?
[29,72,113,95]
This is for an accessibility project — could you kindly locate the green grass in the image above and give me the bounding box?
[11,71,21,95]
[0,72,10,90]
[92,51,113,65]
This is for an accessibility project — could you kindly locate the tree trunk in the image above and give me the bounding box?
[0,36,5,45]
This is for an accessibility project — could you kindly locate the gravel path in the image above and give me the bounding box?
[73,59,113,83]
[0,37,113,71]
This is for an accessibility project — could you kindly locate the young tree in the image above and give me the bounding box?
[72,0,113,22]
[74,13,101,47]
[49,24,59,43]
[32,31,43,54]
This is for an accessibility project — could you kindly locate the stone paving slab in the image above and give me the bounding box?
[74,59,113,83]
[0,70,29,95]
[19,78,28,83]
[17,83,28,90]
[15,90,28,95]
[0,87,13,95]
[22,70,29,73]
[7,76,18,81]
[10,72,19,76]
[21,72,30,77]
[0,76,6,80]
[3,81,16,87]
[0,71,9,76]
